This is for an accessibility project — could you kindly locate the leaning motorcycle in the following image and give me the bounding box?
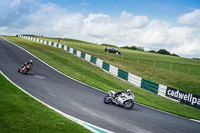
[18,64,32,74]
[104,90,135,110]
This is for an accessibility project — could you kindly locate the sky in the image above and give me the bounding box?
[0,0,200,58]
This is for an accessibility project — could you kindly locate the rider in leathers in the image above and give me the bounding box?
[21,60,33,69]
[114,89,132,98]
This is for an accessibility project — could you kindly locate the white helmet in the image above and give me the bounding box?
[29,60,33,63]
[127,89,132,95]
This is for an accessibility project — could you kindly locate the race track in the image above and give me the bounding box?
[0,37,199,133]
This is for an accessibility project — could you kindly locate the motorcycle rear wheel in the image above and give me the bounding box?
[104,95,112,104]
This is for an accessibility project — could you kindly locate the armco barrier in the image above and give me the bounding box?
[90,56,97,64]
[96,58,103,68]
[141,79,159,94]
[118,69,128,81]
[128,73,142,88]
[158,84,167,97]
[109,65,118,77]
[67,46,70,52]
[19,35,200,109]
[73,49,77,55]
[102,61,109,71]
[81,52,85,59]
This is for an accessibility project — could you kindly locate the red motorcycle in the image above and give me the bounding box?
[18,63,32,74]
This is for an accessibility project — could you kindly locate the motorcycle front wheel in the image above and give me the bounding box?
[123,100,134,110]
[104,95,112,104]
[23,68,28,74]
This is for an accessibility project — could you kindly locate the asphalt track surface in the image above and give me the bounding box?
[0,37,200,133]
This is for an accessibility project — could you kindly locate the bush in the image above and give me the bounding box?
[121,46,144,51]
[171,53,179,57]
[148,50,156,53]
[101,44,118,48]
[121,46,137,50]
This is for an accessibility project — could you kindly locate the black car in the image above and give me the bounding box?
[105,47,121,54]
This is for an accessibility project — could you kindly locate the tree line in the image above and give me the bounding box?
[121,46,179,57]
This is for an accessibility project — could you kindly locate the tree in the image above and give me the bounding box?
[192,58,200,60]
[137,47,144,51]
[157,49,170,55]
[148,50,156,53]
[130,46,137,50]
[121,46,137,50]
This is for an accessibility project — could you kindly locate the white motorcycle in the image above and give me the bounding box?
[104,90,135,110]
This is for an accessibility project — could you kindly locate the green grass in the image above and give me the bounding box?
[31,36,200,95]
[0,73,91,133]
[2,36,200,121]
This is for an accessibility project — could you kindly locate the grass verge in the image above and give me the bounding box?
[0,72,91,133]
[2,36,200,121]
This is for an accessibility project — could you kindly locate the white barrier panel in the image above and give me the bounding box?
[158,84,167,97]
[69,48,73,54]
[85,54,91,62]
[44,40,47,45]
[128,73,142,87]
[49,41,52,46]
[58,44,62,49]
[109,65,118,76]
[77,50,81,57]
[96,58,103,68]
[64,46,67,51]
[40,40,43,43]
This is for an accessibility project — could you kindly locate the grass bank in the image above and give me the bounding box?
[2,36,200,121]
[0,73,91,133]
[30,36,200,95]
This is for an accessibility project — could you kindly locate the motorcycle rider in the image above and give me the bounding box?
[20,60,33,69]
[113,89,132,98]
